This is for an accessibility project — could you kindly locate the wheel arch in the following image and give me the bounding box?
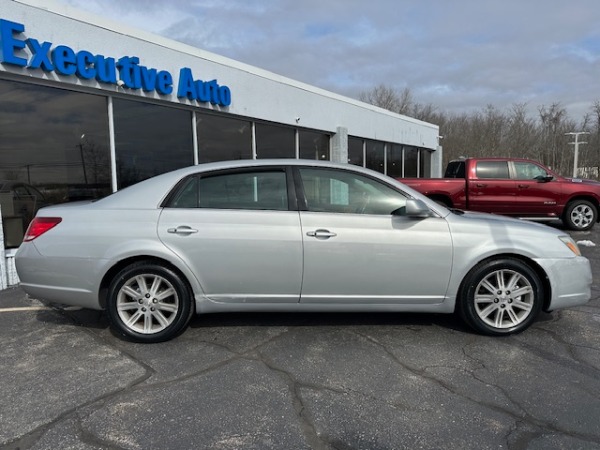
[564,195,600,221]
[455,253,552,313]
[98,256,195,310]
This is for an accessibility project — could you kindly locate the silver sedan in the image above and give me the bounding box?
[15,160,592,342]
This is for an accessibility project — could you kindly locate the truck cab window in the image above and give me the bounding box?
[476,161,509,179]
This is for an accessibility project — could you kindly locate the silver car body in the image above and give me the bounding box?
[16,160,591,316]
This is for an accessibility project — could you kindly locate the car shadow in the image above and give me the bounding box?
[188,311,471,334]
[35,303,556,338]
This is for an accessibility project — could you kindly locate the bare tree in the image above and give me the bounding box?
[538,103,568,172]
[358,83,600,179]
[359,84,413,115]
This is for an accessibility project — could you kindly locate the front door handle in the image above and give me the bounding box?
[518,184,529,188]
[306,229,337,239]
[167,226,198,235]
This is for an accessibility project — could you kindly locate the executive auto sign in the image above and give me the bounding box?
[0,19,232,106]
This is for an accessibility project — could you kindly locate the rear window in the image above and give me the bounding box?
[444,161,465,178]
[476,161,509,179]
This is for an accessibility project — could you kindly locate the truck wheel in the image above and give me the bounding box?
[564,200,597,231]
[457,258,543,336]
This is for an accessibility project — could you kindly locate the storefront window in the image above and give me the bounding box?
[387,144,403,178]
[348,137,364,166]
[420,149,432,178]
[404,146,418,177]
[197,113,252,163]
[113,99,193,189]
[365,140,385,174]
[255,123,296,159]
[299,130,330,160]
[0,79,111,247]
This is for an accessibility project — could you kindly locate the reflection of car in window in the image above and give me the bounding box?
[0,181,47,248]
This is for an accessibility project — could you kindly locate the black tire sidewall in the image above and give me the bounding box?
[564,200,597,231]
[107,262,194,343]
[458,258,543,336]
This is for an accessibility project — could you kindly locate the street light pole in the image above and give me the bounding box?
[565,131,590,178]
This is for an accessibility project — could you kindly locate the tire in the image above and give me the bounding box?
[563,200,597,231]
[457,258,543,336]
[107,262,194,343]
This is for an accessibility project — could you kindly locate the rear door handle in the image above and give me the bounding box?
[476,183,487,188]
[306,229,337,239]
[167,226,198,235]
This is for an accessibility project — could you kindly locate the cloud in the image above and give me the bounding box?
[55,0,600,120]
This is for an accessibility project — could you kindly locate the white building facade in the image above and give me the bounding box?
[0,0,440,288]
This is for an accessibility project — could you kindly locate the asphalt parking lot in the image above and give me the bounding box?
[1,223,600,450]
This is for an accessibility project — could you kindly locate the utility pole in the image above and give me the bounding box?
[565,131,590,178]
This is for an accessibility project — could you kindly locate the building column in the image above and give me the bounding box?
[431,145,443,178]
[331,126,348,163]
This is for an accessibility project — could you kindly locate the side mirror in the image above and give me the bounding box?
[534,175,553,183]
[402,198,433,218]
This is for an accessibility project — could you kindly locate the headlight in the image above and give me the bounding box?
[559,236,582,256]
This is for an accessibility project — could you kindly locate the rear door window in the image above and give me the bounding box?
[166,170,289,211]
[476,161,509,179]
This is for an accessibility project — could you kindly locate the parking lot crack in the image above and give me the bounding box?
[348,329,600,443]
[250,349,336,450]
[2,367,153,450]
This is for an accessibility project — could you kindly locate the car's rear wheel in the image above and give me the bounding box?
[107,262,194,343]
[564,200,597,231]
[458,258,543,335]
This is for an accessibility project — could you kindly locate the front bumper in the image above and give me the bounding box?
[534,256,592,310]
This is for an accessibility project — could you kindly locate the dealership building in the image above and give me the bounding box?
[0,0,441,289]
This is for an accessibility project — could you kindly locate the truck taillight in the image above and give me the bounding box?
[23,217,62,242]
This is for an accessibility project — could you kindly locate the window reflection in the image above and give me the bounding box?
[0,79,111,247]
[387,144,403,178]
[404,146,418,177]
[197,113,252,163]
[299,130,330,160]
[365,140,384,173]
[167,171,288,210]
[113,99,193,189]
[420,149,431,178]
[255,123,295,158]
[348,137,364,166]
[299,168,406,215]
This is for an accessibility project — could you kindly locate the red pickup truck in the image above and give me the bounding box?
[401,157,600,230]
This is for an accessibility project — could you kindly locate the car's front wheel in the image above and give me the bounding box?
[458,258,543,335]
[107,262,194,343]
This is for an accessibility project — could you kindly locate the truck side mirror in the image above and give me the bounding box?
[534,175,553,183]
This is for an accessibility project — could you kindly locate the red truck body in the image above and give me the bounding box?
[401,157,600,230]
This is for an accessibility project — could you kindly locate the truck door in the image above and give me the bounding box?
[511,161,563,216]
[467,161,516,214]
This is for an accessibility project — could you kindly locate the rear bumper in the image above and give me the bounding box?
[15,242,102,310]
[534,256,592,310]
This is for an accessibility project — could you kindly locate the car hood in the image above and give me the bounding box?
[451,209,557,231]
[564,177,600,186]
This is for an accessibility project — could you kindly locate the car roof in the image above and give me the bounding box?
[95,159,413,209]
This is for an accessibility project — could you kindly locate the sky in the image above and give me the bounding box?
[55,0,600,121]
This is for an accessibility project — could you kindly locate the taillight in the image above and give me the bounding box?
[23,217,62,242]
